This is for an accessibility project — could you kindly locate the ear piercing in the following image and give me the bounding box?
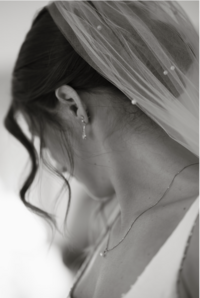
[81,116,87,139]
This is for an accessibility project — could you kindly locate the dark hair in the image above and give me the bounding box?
[4,6,193,224]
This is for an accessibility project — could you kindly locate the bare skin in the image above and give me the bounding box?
[74,197,198,298]
[43,85,199,298]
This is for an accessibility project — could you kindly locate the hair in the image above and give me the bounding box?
[4,5,193,225]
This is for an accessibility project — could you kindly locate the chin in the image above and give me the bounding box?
[82,183,115,202]
[74,170,114,200]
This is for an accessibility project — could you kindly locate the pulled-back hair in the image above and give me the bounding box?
[4,6,193,224]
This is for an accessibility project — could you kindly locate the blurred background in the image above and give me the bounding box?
[0,1,199,298]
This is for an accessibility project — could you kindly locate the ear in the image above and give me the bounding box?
[55,85,89,123]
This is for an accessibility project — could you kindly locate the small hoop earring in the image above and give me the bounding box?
[81,116,87,140]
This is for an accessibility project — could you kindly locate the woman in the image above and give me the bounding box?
[5,1,199,298]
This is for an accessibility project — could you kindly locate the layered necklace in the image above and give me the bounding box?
[100,163,199,257]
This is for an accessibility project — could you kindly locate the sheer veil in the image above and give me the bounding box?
[47,1,199,156]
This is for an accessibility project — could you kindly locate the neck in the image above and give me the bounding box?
[104,130,199,227]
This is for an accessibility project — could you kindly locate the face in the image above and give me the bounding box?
[42,123,115,201]
[23,87,120,201]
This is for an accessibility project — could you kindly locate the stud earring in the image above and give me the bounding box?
[81,116,87,140]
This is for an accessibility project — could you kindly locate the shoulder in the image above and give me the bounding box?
[181,214,199,298]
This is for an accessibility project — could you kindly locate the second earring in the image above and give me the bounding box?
[81,116,87,140]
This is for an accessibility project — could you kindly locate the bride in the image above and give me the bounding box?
[5,1,199,298]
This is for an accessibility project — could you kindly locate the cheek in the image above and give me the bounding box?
[43,129,71,171]
[46,143,66,169]
[43,129,114,199]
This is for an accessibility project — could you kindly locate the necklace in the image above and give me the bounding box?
[100,162,199,257]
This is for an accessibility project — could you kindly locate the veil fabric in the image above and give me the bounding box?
[47,1,199,156]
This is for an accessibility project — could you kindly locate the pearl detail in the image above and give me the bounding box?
[97,25,102,31]
[100,250,107,257]
[131,99,137,105]
[163,65,175,75]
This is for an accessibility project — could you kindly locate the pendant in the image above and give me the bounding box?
[100,250,107,257]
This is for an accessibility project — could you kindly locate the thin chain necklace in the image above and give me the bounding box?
[100,162,199,257]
